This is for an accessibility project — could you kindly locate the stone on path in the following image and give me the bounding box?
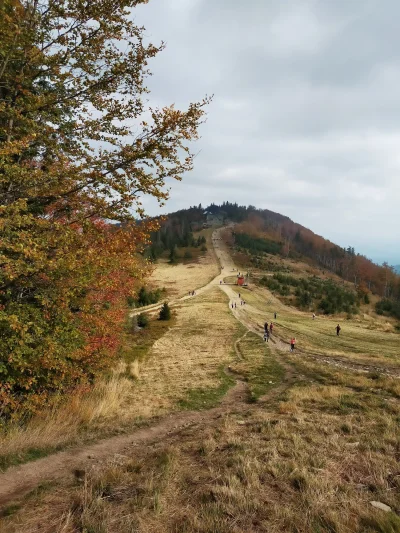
[370,501,392,512]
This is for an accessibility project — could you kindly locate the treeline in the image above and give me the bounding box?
[260,274,360,315]
[235,233,282,255]
[146,207,206,261]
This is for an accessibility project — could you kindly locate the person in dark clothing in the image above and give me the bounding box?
[264,329,270,342]
[336,324,341,336]
[274,312,277,319]
[269,322,274,334]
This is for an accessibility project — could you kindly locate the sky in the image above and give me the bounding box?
[132,0,400,266]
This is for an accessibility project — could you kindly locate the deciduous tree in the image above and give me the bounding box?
[0,0,209,414]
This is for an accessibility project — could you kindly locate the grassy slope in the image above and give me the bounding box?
[1,233,400,533]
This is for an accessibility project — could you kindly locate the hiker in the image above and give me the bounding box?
[238,293,240,298]
[264,329,270,342]
[269,322,274,334]
[231,303,234,309]
[290,337,296,352]
[336,324,341,336]
[312,313,315,320]
[274,312,277,319]
[234,302,237,308]
[264,321,269,333]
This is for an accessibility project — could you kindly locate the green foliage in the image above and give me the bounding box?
[260,274,359,314]
[0,0,209,415]
[137,313,149,328]
[130,286,162,308]
[183,250,193,259]
[200,244,208,252]
[169,246,178,264]
[376,299,400,320]
[159,302,171,321]
[235,233,282,255]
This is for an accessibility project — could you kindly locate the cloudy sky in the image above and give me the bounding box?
[133,0,400,266]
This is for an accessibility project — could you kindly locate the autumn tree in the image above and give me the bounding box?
[0,0,210,415]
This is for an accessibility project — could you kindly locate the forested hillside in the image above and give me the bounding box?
[155,201,400,319]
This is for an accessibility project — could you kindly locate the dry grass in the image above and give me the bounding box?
[0,374,133,471]
[2,238,400,532]
[5,357,399,533]
[230,331,284,400]
[0,287,239,470]
[151,230,219,299]
[114,287,240,419]
[229,284,400,366]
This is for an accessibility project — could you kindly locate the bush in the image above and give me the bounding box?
[159,302,171,321]
[137,313,149,328]
[200,244,207,252]
[134,286,162,307]
[375,299,400,320]
[183,250,193,259]
[127,295,136,308]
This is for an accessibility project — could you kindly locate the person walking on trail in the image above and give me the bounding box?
[336,324,341,336]
[234,302,237,308]
[269,322,274,334]
[274,312,277,319]
[290,337,296,352]
[238,293,240,298]
[231,303,234,309]
[264,321,269,334]
[264,329,270,342]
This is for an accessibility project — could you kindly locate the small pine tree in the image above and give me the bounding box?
[169,245,178,263]
[159,302,171,321]
[137,313,149,328]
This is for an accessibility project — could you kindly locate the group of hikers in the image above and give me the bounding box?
[231,294,246,308]
[263,321,274,342]
[188,290,196,296]
[262,312,342,352]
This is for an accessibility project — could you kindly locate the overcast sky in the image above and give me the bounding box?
[133,0,400,266]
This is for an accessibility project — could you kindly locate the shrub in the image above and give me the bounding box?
[200,244,208,252]
[137,313,149,328]
[183,250,193,259]
[127,295,136,308]
[159,302,171,321]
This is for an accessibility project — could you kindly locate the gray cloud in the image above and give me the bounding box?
[134,0,400,265]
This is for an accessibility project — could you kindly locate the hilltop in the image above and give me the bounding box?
[147,202,400,321]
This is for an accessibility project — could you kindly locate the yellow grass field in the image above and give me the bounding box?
[151,230,219,299]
